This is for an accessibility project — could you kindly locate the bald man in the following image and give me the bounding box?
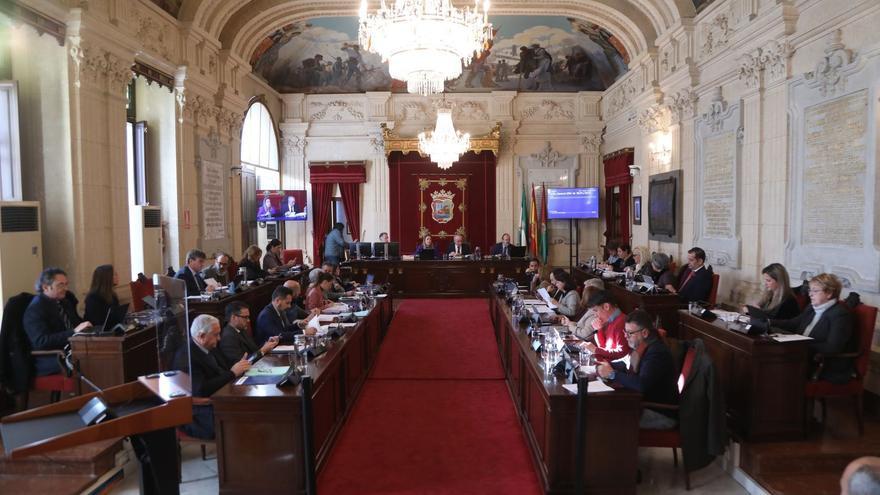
[841,456,880,495]
[284,280,310,320]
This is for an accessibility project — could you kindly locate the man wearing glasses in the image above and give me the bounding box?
[596,309,679,429]
[218,301,279,365]
[202,252,230,286]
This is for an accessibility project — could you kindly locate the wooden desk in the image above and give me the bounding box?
[211,296,392,495]
[69,326,159,390]
[678,311,808,441]
[187,273,304,328]
[489,293,641,495]
[346,259,530,297]
[573,268,685,335]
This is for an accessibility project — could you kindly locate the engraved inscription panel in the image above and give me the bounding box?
[802,90,868,247]
[702,131,735,238]
[201,160,227,240]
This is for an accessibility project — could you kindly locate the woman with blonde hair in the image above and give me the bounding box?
[239,245,268,280]
[749,263,800,320]
[632,246,650,274]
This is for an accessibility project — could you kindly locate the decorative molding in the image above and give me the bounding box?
[309,100,365,121]
[531,142,563,168]
[520,99,575,121]
[737,49,763,90]
[805,29,855,97]
[701,87,728,133]
[202,128,224,160]
[605,78,636,120]
[665,89,698,122]
[738,39,793,89]
[396,101,431,121]
[77,44,134,93]
[68,35,84,88]
[701,12,731,60]
[132,61,174,90]
[580,134,601,154]
[454,101,489,121]
[281,132,306,157]
[0,1,65,45]
[381,122,501,157]
[184,94,219,128]
[638,104,670,134]
[217,108,244,138]
[134,10,172,60]
[175,88,186,124]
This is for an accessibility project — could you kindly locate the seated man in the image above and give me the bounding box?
[597,309,679,429]
[490,233,514,257]
[175,249,209,295]
[581,290,631,361]
[218,301,278,365]
[445,234,472,257]
[181,314,251,440]
[254,286,315,346]
[24,268,93,375]
[520,258,543,294]
[666,247,713,303]
[283,280,310,320]
[321,262,353,300]
[201,252,230,286]
[378,232,390,243]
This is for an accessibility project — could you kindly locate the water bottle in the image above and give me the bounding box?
[239,267,247,286]
[474,246,481,260]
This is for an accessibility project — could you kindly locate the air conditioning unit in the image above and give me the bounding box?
[130,205,163,280]
[0,201,42,312]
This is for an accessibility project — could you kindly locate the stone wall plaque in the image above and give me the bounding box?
[200,160,227,240]
[694,90,742,268]
[787,35,880,292]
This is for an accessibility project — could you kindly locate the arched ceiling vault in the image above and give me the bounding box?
[180,0,694,64]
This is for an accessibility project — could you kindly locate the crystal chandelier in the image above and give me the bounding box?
[358,0,493,96]
[418,100,470,169]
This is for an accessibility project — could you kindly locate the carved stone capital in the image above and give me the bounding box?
[701,87,728,133]
[580,133,601,154]
[75,43,134,94]
[737,39,793,89]
[638,104,670,134]
[805,29,855,97]
[665,89,698,123]
[281,132,306,157]
[738,49,763,89]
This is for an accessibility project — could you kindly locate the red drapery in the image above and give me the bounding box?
[309,163,366,265]
[388,151,496,254]
[603,150,634,246]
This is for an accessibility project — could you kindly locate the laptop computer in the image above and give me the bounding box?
[418,249,436,260]
[365,274,375,285]
[89,303,130,334]
[509,245,527,258]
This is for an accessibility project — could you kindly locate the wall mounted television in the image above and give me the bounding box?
[546,187,600,219]
[256,190,308,222]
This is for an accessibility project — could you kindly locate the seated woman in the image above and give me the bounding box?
[745,263,801,320]
[632,246,650,274]
[239,245,269,280]
[560,278,605,339]
[612,243,636,272]
[306,272,335,311]
[263,238,294,273]
[639,252,677,288]
[84,264,121,325]
[771,273,854,384]
[550,268,580,318]
[414,234,439,259]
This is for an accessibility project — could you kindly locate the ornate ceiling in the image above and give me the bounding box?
[157,1,699,93]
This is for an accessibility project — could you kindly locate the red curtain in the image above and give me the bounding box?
[388,151,496,254]
[339,183,361,241]
[309,163,366,265]
[603,150,634,245]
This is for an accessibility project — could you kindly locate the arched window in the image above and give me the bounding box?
[240,102,279,189]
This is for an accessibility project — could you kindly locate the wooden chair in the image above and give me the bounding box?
[708,273,720,306]
[226,258,239,281]
[176,397,215,482]
[638,344,698,491]
[129,274,154,312]
[804,302,878,436]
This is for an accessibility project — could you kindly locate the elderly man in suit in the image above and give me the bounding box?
[490,233,514,257]
[218,301,279,365]
[445,234,472,257]
[23,267,93,375]
[175,249,209,296]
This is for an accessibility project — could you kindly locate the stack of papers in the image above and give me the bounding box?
[531,305,554,314]
[562,381,615,394]
[271,345,298,353]
[536,288,559,309]
[769,333,813,342]
[323,303,351,314]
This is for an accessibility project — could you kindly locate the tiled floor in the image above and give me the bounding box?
[110,443,747,494]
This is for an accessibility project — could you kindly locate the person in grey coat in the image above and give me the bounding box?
[323,222,349,266]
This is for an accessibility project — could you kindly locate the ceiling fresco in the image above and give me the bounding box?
[249,15,630,94]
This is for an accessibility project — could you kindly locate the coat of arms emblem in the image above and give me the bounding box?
[430,189,455,224]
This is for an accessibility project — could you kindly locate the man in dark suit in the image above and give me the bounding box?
[218,301,279,365]
[666,247,713,303]
[490,233,514,257]
[445,234,472,257]
[597,309,679,429]
[23,268,93,375]
[283,280,310,320]
[201,252,229,286]
[180,314,251,440]
[254,286,316,346]
[771,273,854,383]
[175,249,208,296]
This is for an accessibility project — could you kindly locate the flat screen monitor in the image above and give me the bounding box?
[546,187,600,219]
[350,242,372,258]
[509,245,527,258]
[375,242,401,258]
[256,190,308,222]
[418,248,435,260]
[387,242,400,258]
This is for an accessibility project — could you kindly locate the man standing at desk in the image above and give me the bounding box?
[219,301,279,365]
[323,222,349,266]
[490,233,513,257]
[666,247,713,303]
[184,314,251,440]
[446,234,471,257]
[176,249,209,296]
[24,268,93,375]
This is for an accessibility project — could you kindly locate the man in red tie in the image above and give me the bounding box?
[665,247,713,303]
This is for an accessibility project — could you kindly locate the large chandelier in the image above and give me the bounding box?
[418,100,470,169]
[358,0,493,96]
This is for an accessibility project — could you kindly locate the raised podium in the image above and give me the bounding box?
[2,372,192,494]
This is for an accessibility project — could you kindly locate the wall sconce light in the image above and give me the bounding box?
[649,133,672,167]
[628,165,641,177]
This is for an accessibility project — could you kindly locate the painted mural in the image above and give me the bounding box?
[250,16,630,94]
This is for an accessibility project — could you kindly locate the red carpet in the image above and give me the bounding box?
[317,299,541,494]
[371,299,504,380]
